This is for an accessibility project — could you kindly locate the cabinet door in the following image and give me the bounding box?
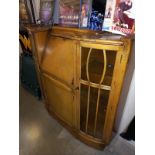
[40,35,76,85]
[79,43,123,140]
[34,34,77,127]
[42,73,76,127]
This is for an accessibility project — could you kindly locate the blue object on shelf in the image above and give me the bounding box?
[89,10,104,31]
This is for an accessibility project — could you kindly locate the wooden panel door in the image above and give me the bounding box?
[33,33,77,127]
[40,35,76,85]
[42,73,76,127]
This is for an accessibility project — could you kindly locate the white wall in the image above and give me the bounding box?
[117,71,135,133]
[114,41,135,134]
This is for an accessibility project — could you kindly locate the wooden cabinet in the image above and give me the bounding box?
[27,26,133,149]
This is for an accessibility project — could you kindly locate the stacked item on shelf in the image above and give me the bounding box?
[102,0,135,35]
[19,0,32,23]
[40,0,55,24]
[80,0,90,28]
[88,0,106,31]
[20,0,55,25]
[59,0,80,27]
[58,0,107,30]
[20,0,135,35]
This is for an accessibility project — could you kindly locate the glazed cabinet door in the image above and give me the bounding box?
[78,42,128,142]
[33,32,77,127]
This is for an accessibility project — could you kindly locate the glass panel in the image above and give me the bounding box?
[95,89,110,139]
[87,87,98,136]
[80,83,110,139]
[81,47,89,81]
[80,84,88,132]
[89,49,105,83]
[81,47,116,86]
[102,51,116,86]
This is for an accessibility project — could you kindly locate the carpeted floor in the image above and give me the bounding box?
[19,86,135,155]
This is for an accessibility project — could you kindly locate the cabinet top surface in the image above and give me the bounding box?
[25,25,134,45]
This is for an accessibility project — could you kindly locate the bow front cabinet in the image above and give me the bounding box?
[27,26,133,149]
